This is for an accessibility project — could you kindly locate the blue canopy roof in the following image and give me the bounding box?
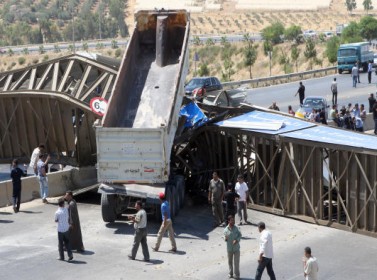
[216,111,315,135]
[216,110,377,153]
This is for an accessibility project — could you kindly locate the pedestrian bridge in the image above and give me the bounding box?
[0,54,118,166]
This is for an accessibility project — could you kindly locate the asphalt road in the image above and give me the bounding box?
[1,192,377,280]
[246,71,376,113]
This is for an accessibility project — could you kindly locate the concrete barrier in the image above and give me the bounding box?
[0,166,97,208]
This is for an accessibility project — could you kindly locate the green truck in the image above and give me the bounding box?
[337,42,374,74]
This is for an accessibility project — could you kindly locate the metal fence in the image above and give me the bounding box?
[222,66,337,89]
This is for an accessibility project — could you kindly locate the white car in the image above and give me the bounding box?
[303,30,317,39]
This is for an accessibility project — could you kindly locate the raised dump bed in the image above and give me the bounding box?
[96,10,190,222]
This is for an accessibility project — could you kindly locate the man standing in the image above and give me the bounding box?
[368,60,373,84]
[373,101,377,135]
[37,154,50,203]
[29,144,45,175]
[255,222,276,280]
[351,64,358,87]
[129,200,150,261]
[235,174,249,225]
[208,172,225,227]
[55,198,73,261]
[152,192,177,252]
[330,77,338,105]
[223,183,239,225]
[10,159,27,213]
[303,247,319,280]
[295,81,305,105]
[65,191,84,252]
[368,93,376,113]
[224,215,242,279]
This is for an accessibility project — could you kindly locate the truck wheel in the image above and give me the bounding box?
[174,184,180,215]
[175,175,185,209]
[166,185,176,218]
[155,203,162,223]
[338,69,343,74]
[101,193,117,223]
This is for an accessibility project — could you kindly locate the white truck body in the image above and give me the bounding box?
[95,10,190,222]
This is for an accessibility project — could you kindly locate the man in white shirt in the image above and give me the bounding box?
[55,198,73,261]
[235,174,249,225]
[29,144,45,175]
[255,222,276,280]
[129,200,150,261]
[303,246,319,280]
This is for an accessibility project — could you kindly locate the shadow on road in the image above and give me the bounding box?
[68,260,87,265]
[0,220,13,223]
[18,210,43,214]
[0,211,12,215]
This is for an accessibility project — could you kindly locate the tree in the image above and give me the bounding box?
[291,45,300,72]
[193,36,201,46]
[359,16,377,42]
[363,0,373,14]
[243,33,258,79]
[326,36,340,64]
[345,0,357,14]
[221,58,235,81]
[206,38,215,46]
[39,45,45,54]
[304,38,317,70]
[341,21,363,43]
[279,49,291,74]
[261,22,285,45]
[198,63,210,76]
[220,36,229,47]
[284,25,302,44]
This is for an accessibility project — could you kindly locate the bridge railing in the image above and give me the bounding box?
[222,66,337,89]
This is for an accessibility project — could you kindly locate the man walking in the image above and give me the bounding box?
[10,159,27,213]
[152,192,177,252]
[255,222,276,280]
[65,191,84,252]
[224,215,242,279]
[208,171,225,227]
[303,247,319,280]
[129,200,150,261]
[330,77,338,105]
[368,93,376,113]
[352,64,358,87]
[55,198,73,261]
[37,153,50,203]
[368,60,373,84]
[235,174,249,225]
[295,81,305,105]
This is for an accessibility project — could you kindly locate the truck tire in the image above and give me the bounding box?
[166,185,176,218]
[155,203,162,223]
[175,175,185,209]
[338,69,343,74]
[101,193,117,223]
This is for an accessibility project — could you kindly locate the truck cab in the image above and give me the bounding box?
[337,42,374,74]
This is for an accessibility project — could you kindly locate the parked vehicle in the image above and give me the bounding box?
[185,76,222,96]
[337,42,374,74]
[201,89,248,107]
[303,30,317,39]
[295,96,329,120]
[336,23,348,36]
[96,10,190,223]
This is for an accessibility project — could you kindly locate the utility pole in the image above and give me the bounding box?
[72,11,76,54]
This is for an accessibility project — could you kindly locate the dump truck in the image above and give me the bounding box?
[96,10,190,222]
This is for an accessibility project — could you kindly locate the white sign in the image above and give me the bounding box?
[90,97,108,116]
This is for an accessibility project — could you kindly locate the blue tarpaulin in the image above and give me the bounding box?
[179,102,208,128]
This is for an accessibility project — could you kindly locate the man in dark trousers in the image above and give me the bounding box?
[368,93,376,113]
[55,198,73,262]
[330,77,338,105]
[255,222,276,280]
[295,81,305,105]
[65,191,84,252]
[129,200,150,261]
[223,183,239,225]
[10,159,27,213]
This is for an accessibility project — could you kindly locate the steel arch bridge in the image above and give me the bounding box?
[0,54,119,166]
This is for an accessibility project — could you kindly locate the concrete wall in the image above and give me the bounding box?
[0,167,97,208]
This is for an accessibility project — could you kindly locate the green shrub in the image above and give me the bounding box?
[18,57,26,65]
[42,55,49,61]
[32,58,39,64]
[114,48,122,58]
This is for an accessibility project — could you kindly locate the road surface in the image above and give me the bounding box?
[1,192,377,280]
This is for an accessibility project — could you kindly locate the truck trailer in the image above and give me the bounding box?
[96,10,190,222]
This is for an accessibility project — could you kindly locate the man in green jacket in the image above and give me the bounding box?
[224,215,242,279]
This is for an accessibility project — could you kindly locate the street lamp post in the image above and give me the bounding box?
[72,12,76,54]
